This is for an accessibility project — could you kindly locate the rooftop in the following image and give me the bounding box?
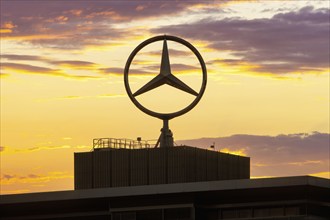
[1,175,328,205]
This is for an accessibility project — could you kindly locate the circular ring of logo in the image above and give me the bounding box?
[124,35,207,120]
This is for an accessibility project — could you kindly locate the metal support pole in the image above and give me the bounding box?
[160,119,174,148]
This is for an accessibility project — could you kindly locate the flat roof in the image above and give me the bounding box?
[1,176,329,204]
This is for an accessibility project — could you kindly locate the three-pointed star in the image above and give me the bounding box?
[133,39,198,97]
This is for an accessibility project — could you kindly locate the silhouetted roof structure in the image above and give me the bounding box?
[1,176,329,220]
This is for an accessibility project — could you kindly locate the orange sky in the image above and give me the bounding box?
[1,0,329,194]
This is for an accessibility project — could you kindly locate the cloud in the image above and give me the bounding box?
[1,54,102,76]
[143,49,192,57]
[1,1,205,23]
[49,60,97,69]
[99,67,154,76]
[1,3,126,49]
[1,171,73,186]
[287,160,323,166]
[50,60,95,66]
[1,145,91,154]
[171,63,200,72]
[1,62,64,75]
[0,1,207,49]
[99,67,124,75]
[153,6,330,75]
[23,146,71,152]
[1,62,101,79]
[2,174,15,180]
[99,63,200,76]
[0,54,46,61]
[177,132,330,178]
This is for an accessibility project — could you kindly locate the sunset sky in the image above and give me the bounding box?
[1,0,329,194]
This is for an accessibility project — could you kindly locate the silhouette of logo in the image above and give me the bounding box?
[124,35,207,120]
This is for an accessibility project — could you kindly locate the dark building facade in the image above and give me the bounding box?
[1,176,329,220]
[74,146,250,189]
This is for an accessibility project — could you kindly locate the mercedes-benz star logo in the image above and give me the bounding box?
[124,35,207,147]
[133,38,199,97]
[124,35,207,121]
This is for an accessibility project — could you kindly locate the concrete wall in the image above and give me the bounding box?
[74,146,250,189]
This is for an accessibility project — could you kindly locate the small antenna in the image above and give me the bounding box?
[210,142,215,150]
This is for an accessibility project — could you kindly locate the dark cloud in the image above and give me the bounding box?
[177,132,330,177]
[99,67,154,75]
[273,6,327,23]
[1,62,101,79]
[1,62,62,75]
[1,173,52,181]
[1,2,127,49]
[26,26,127,50]
[0,54,46,61]
[143,49,192,57]
[2,174,16,180]
[0,0,207,49]
[171,63,200,72]
[153,6,330,75]
[99,44,202,75]
[0,171,73,187]
[1,1,204,22]
[99,67,123,75]
[50,60,97,68]
[208,59,244,65]
[1,173,40,181]
[127,63,200,74]
[27,174,40,179]
[1,55,104,79]
[1,54,98,69]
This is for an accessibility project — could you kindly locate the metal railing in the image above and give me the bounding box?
[93,138,155,150]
